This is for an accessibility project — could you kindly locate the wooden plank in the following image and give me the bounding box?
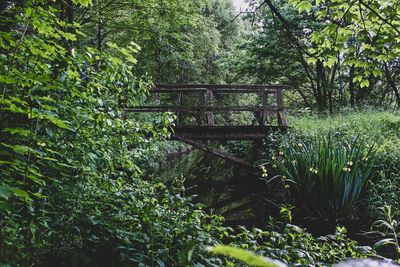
[151,89,206,93]
[157,84,294,90]
[173,125,286,140]
[125,106,285,112]
[172,135,254,168]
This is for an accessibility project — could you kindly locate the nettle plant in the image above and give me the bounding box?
[263,133,376,218]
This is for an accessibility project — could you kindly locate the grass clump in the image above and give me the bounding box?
[263,133,376,219]
[288,109,400,172]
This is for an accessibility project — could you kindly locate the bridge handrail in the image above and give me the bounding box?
[156,84,293,90]
[129,84,293,127]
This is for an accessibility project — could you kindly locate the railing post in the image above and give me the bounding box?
[176,92,182,126]
[276,88,288,126]
[199,91,206,125]
[206,89,215,126]
[261,90,268,126]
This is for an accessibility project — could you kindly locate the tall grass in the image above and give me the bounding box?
[287,109,400,171]
[267,133,376,218]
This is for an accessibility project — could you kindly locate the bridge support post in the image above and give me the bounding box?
[176,92,182,125]
[206,89,215,126]
[199,91,206,125]
[261,91,268,126]
[277,89,288,127]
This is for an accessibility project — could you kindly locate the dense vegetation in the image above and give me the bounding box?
[1,0,400,266]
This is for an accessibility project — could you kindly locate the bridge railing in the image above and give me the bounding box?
[127,84,293,127]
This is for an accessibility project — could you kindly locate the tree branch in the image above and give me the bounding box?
[359,0,400,36]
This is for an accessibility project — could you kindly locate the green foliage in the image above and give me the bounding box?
[367,205,400,260]
[289,0,400,79]
[0,0,177,264]
[264,132,376,218]
[32,178,227,266]
[288,109,400,172]
[368,171,400,220]
[228,218,373,266]
[207,208,375,266]
[0,1,249,265]
[2,0,399,265]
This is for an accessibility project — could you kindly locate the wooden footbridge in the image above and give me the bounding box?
[128,84,292,167]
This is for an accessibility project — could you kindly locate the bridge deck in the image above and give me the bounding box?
[172,125,287,140]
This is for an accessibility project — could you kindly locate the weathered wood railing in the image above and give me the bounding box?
[127,84,292,167]
[129,84,292,128]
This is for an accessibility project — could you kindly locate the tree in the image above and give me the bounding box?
[0,0,172,263]
[239,0,340,112]
[289,0,400,107]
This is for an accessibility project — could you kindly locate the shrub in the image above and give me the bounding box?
[3,177,228,266]
[263,133,376,218]
[225,210,374,266]
[367,171,400,220]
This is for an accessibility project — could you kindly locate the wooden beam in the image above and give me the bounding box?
[172,135,255,168]
[150,89,278,94]
[156,84,294,90]
[125,106,286,112]
[173,125,286,140]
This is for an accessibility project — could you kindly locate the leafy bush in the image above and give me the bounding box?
[367,205,400,260]
[25,178,226,266]
[367,171,400,220]
[263,133,376,218]
[0,2,176,264]
[226,212,374,266]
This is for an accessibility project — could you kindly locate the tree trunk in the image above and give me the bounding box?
[349,65,355,107]
[315,60,326,111]
[327,63,337,114]
[384,63,400,108]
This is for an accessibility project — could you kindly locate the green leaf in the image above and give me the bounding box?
[353,75,363,83]
[72,0,92,7]
[373,69,382,77]
[307,57,317,64]
[297,1,312,13]
[360,79,370,88]
[47,116,71,130]
[56,29,77,41]
[9,188,31,202]
[373,238,395,250]
[0,187,12,200]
